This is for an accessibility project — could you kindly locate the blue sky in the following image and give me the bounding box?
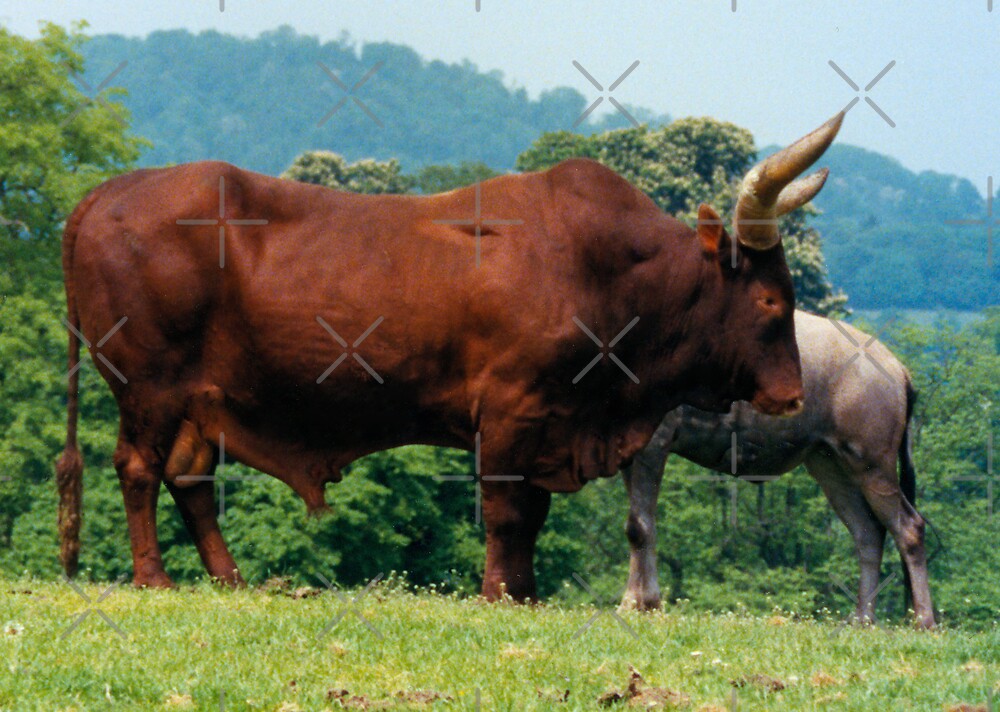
[3,0,998,188]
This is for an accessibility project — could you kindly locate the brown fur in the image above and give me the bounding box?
[59,159,804,598]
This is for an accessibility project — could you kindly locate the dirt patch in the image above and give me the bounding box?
[598,666,690,708]
[810,672,843,688]
[537,687,570,703]
[326,688,453,709]
[944,705,988,712]
[730,674,787,693]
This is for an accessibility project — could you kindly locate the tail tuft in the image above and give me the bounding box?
[56,446,84,577]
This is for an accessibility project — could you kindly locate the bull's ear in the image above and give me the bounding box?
[696,204,725,257]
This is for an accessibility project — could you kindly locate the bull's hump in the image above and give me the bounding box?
[544,159,678,267]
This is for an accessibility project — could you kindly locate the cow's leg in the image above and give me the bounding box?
[164,463,244,586]
[858,465,935,629]
[113,439,174,588]
[621,448,669,611]
[806,456,886,624]
[480,479,551,602]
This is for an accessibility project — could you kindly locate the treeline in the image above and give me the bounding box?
[80,26,664,177]
[78,27,999,311]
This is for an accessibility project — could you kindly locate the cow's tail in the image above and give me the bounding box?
[898,372,918,610]
[55,189,101,578]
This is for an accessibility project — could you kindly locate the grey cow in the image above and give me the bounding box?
[621,310,935,628]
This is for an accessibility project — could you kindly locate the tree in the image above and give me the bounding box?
[516,118,848,316]
[281,151,414,194]
[412,161,500,194]
[0,22,146,293]
[0,23,144,575]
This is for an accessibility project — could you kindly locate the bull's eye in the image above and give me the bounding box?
[757,294,782,318]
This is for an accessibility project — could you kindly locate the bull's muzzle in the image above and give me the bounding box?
[751,391,805,417]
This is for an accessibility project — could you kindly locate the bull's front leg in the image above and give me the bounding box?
[480,478,551,602]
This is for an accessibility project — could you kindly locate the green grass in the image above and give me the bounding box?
[1,577,997,711]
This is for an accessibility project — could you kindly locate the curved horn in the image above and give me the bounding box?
[775,168,829,216]
[734,112,844,249]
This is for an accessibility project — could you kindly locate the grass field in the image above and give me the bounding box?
[1,577,997,711]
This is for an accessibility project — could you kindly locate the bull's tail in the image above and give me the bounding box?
[55,189,101,578]
[898,373,918,609]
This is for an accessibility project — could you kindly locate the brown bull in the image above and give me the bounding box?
[56,113,843,600]
[620,311,935,628]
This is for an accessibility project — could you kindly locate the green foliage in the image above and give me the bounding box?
[798,144,999,310]
[0,23,146,293]
[412,161,500,194]
[281,151,414,194]
[517,119,847,316]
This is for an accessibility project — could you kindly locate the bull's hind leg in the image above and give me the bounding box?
[480,478,551,602]
[113,438,174,588]
[858,463,935,629]
[805,454,886,624]
[163,419,243,585]
[165,468,244,586]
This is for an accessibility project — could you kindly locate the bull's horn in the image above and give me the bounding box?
[734,112,844,250]
[775,168,830,216]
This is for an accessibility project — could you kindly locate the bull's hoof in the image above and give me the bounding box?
[211,570,246,588]
[133,572,176,589]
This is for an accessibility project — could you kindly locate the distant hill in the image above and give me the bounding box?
[81,28,996,311]
[81,27,665,176]
[762,143,998,310]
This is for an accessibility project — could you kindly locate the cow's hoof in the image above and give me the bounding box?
[619,592,662,612]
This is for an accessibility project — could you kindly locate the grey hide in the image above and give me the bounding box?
[621,311,935,628]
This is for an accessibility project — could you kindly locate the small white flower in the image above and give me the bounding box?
[3,622,23,636]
